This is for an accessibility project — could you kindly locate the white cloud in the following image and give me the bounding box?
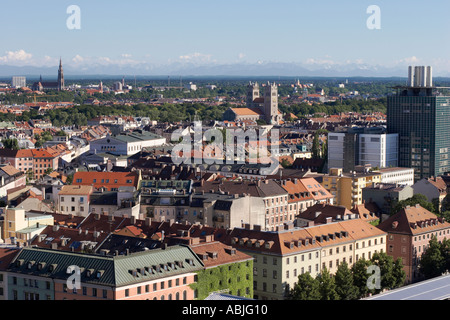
[121,53,132,58]
[179,52,213,63]
[0,49,33,64]
[72,54,84,63]
[396,56,420,65]
[238,53,246,60]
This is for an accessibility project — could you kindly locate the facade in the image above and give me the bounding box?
[193,179,288,231]
[376,167,415,186]
[31,149,59,180]
[0,248,19,300]
[412,176,448,210]
[0,164,26,200]
[6,245,203,300]
[58,185,93,217]
[89,131,166,156]
[387,66,450,181]
[0,148,61,180]
[322,167,381,210]
[11,77,26,89]
[189,241,254,299]
[227,218,386,300]
[328,127,398,172]
[377,204,450,283]
[72,171,141,192]
[362,183,414,214]
[278,178,334,221]
[2,208,54,246]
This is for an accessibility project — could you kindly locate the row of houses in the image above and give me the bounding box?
[1,197,447,300]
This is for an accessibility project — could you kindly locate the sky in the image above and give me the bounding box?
[1,0,450,76]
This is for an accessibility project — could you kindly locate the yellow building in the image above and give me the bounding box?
[322,168,381,210]
[3,208,54,246]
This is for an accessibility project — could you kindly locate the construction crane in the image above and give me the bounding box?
[29,93,59,104]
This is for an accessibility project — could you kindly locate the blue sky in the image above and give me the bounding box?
[1,0,449,75]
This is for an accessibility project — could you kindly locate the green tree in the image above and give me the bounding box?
[351,258,373,298]
[371,251,405,291]
[312,132,321,159]
[419,235,446,279]
[289,273,321,300]
[280,158,292,169]
[2,138,19,150]
[390,194,436,215]
[334,262,359,300]
[441,238,450,273]
[316,267,339,300]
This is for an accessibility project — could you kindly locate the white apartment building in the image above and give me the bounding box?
[376,167,414,186]
[58,185,93,217]
[328,128,398,172]
[11,77,26,88]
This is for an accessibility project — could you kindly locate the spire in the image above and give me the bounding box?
[57,58,64,91]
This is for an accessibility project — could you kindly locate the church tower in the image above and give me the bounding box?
[263,82,279,124]
[246,81,260,108]
[57,58,65,91]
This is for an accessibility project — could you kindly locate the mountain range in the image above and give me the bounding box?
[0,61,448,79]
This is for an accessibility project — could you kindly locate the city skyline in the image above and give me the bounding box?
[1,0,450,76]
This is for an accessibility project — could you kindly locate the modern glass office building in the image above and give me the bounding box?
[387,67,450,181]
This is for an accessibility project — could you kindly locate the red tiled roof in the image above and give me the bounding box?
[72,171,140,190]
[378,204,450,235]
[0,248,19,271]
[190,241,252,268]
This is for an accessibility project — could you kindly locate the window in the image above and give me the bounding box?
[125,289,130,297]
[92,288,97,297]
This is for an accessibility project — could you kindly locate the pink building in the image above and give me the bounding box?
[378,204,450,283]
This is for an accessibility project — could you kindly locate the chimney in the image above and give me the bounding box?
[325,217,333,224]
[130,215,136,225]
[145,217,152,226]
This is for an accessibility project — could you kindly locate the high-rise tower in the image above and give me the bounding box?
[387,66,450,181]
[57,58,65,91]
[263,82,279,124]
[246,81,260,107]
